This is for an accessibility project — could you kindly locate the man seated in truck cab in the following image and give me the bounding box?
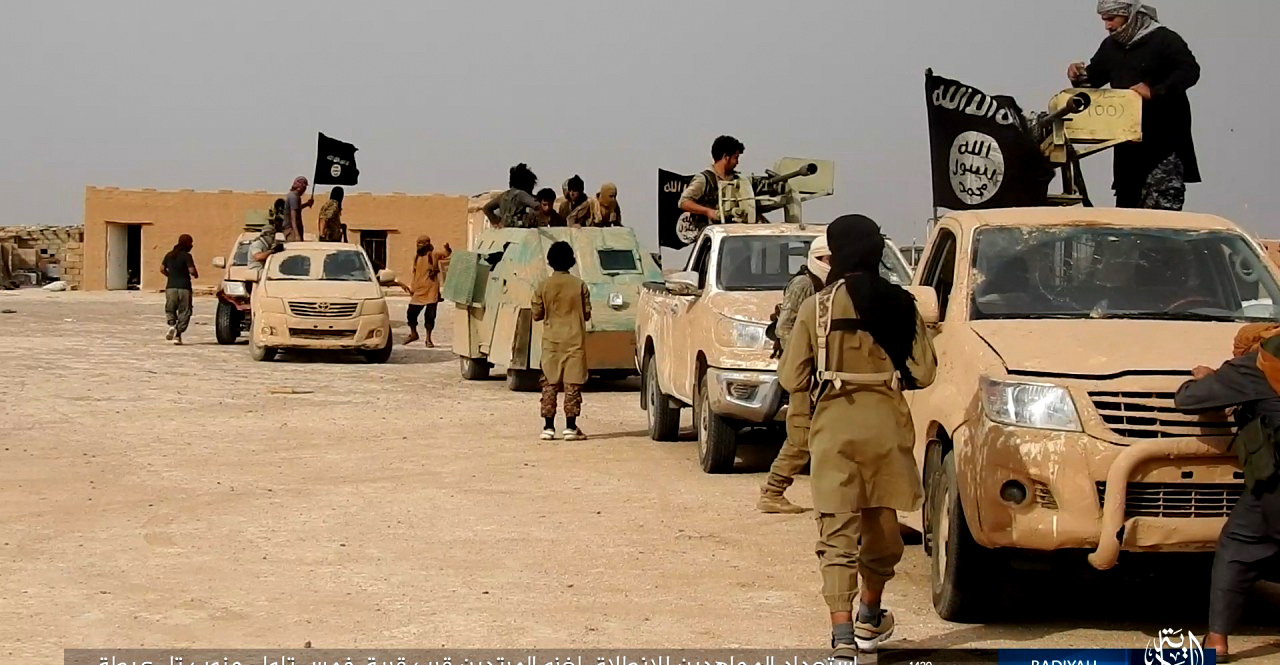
[678,135,744,226]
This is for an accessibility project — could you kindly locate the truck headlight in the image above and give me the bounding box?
[980,376,1082,432]
[715,318,767,350]
[222,280,247,297]
[363,298,388,315]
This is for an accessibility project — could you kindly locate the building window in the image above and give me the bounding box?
[360,230,388,271]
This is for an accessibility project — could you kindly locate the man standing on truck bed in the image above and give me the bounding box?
[758,234,832,514]
[778,214,936,657]
[1173,324,1280,664]
[1068,0,1201,210]
[285,176,314,242]
[678,135,744,226]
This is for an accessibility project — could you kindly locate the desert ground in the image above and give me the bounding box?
[1,290,1277,663]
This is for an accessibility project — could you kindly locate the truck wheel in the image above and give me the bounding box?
[644,354,680,442]
[695,373,737,473]
[506,369,541,392]
[929,450,992,622]
[215,300,239,345]
[362,336,394,364]
[460,357,490,380]
[249,334,277,362]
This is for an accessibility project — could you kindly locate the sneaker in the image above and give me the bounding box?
[563,428,586,441]
[540,429,556,441]
[854,609,895,652]
[829,641,859,663]
[165,326,176,341]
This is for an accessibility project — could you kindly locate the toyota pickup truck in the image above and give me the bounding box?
[908,207,1277,621]
[637,223,913,472]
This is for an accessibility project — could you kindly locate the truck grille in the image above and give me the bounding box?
[288,328,356,340]
[1088,391,1234,439]
[1096,481,1242,519]
[1032,481,1058,510]
[288,301,358,318]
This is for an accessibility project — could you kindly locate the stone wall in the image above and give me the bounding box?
[0,225,85,289]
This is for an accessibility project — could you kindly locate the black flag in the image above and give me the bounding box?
[925,69,1052,210]
[314,133,359,186]
[658,169,697,250]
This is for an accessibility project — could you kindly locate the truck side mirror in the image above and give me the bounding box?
[908,285,940,325]
[666,270,701,296]
[212,256,226,269]
[377,269,397,285]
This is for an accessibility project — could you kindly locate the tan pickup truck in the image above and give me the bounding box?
[637,223,913,473]
[908,207,1279,621]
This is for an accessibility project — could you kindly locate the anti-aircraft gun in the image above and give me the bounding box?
[671,158,836,245]
[1033,87,1144,206]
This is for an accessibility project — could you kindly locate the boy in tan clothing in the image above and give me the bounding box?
[532,241,591,441]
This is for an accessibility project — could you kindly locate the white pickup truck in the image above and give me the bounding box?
[636,223,913,472]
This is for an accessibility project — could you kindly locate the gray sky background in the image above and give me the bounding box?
[3,0,1276,256]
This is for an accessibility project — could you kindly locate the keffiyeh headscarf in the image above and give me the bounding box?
[1097,0,1161,46]
[806,234,831,283]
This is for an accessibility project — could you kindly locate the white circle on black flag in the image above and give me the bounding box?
[949,131,1005,205]
[330,164,342,178]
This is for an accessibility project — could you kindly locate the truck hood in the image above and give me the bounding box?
[261,280,383,301]
[705,290,784,325]
[970,319,1240,377]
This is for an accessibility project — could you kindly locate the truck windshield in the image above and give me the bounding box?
[268,249,375,282]
[971,226,1280,321]
[717,235,912,291]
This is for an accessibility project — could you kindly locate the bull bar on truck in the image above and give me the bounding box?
[704,368,788,423]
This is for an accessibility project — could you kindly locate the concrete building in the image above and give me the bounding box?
[82,187,469,292]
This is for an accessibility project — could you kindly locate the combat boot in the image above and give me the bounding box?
[757,473,807,514]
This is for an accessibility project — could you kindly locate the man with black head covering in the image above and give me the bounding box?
[778,214,937,658]
[1068,1,1200,210]
[160,233,198,345]
[558,176,592,228]
[318,186,345,242]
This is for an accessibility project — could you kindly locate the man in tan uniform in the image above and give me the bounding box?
[558,176,593,228]
[758,234,831,514]
[589,182,622,227]
[405,235,451,347]
[532,241,592,441]
[779,214,936,658]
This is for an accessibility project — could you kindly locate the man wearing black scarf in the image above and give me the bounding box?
[778,215,937,657]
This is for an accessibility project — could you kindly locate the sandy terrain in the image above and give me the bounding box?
[1,291,1277,663]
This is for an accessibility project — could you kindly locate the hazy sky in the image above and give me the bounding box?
[4,1,1276,254]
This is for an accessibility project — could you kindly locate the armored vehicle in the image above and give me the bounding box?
[442,222,662,391]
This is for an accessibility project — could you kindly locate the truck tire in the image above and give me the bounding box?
[460,356,490,380]
[506,369,541,392]
[215,300,239,345]
[644,354,680,442]
[929,451,993,622]
[695,373,737,473]
[362,336,394,364]
[249,334,277,362]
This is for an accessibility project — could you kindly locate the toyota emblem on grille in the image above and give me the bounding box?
[315,302,330,311]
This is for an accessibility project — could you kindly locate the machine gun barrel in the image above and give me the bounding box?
[761,162,818,187]
[1035,91,1092,135]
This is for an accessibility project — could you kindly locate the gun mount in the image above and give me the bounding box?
[715,157,835,227]
[1038,88,1143,206]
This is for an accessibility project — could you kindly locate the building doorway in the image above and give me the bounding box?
[106,222,144,290]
